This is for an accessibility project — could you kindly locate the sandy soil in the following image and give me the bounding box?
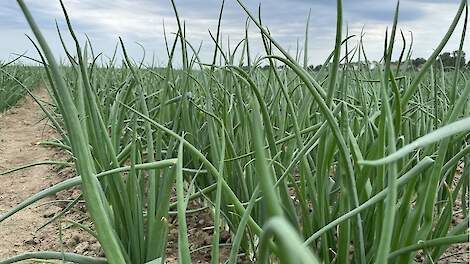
[0,89,98,262]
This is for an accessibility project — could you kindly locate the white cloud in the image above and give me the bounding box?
[1,0,468,66]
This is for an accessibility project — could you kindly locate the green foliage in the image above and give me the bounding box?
[0,65,42,112]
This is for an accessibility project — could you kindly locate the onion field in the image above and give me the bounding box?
[1,0,469,263]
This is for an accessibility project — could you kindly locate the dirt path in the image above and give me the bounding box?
[0,88,98,260]
[0,88,59,258]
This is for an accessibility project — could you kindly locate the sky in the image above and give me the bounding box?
[0,0,468,67]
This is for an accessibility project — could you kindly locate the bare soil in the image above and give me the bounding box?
[165,201,251,263]
[0,89,98,262]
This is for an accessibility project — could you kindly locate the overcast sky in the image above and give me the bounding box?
[0,0,468,66]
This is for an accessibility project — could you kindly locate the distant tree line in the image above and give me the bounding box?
[411,50,467,69]
[303,50,469,71]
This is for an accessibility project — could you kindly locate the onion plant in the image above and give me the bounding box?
[0,63,42,112]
